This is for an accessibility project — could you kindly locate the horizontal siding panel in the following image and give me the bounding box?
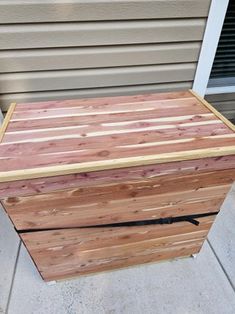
[0,82,192,112]
[0,42,201,73]
[0,63,196,93]
[0,19,206,50]
[0,0,211,23]
[0,1,209,116]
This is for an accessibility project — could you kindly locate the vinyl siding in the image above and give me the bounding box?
[0,0,211,111]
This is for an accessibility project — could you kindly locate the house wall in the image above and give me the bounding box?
[0,0,211,111]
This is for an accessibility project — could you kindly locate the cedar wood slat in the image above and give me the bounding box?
[6,110,213,133]
[11,97,199,119]
[13,91,193,111]
[0,123,230,156]
[1,136,235,172]
[0,155,235,198]
[1,146,235,183]
[3,179,231,230]
[2,114,218,143]
[20,216,213,281]
[2,167,233,232]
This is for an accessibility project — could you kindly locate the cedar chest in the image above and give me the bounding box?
[0,90,235,282]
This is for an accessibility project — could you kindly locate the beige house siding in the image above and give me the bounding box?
[0,0,211,111]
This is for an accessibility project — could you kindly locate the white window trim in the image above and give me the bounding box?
[192,0,229,97]
[206,86,235,95]
[206,77,235,94]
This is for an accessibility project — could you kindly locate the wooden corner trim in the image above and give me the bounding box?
[0,102,16,143]
[189,89,235,133]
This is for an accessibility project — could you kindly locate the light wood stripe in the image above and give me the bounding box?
[0,121,229,159]
[11,98,204,121]
[3,115,219,144]
[0,103,16,143]
[11,107,155,121]
[7,107,209,133]
[2,135,234,171]
[14,91,193,111]
[7,113,214,135]
[0,146,235,183]
[101,113,214,127]
[13,97,197,118]
[34,134,234,156]
[1,120,224,145]
[0,155,234,198]
[118,134,235,149]
[3,113,215,144]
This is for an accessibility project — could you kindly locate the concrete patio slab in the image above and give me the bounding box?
[0,207,19,314]
[208,184,235,289]
[7,240,235,314]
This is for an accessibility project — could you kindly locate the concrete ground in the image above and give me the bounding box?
[0,185,235,314]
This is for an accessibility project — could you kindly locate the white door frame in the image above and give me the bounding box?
[192,0,229,97]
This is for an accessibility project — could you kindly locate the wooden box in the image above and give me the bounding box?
[0,90,235,282]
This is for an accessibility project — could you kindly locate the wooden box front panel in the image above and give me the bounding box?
[1,156,234,280]
[2,167,234,231]
[21,216,214,281]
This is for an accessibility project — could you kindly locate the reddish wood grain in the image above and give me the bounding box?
[12,98,200,120]
[0,91,234,281]
[0,122,229,157]
[3,169,233,230]
[1,155,234,198]
[6,105,210,133]
[1,135,235,172]
[3,114,218,144]
[15,91,193,111]
[20,216,213,281]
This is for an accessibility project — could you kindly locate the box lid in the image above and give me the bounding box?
[0,90,234,183]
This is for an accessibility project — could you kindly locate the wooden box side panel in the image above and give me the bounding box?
[3,167,234,231]
[20,215,214,281]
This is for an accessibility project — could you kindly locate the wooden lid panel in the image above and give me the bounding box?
[0,90,234,182]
